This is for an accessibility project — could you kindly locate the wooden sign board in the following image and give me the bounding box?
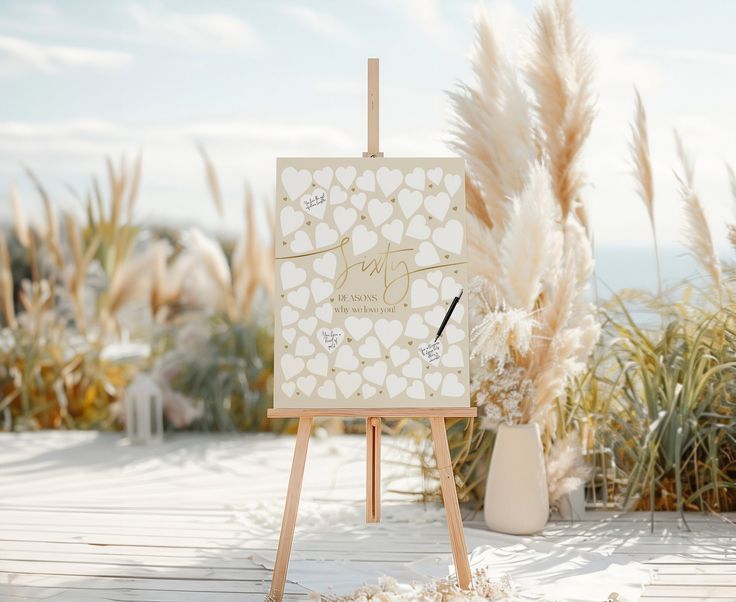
[274,157,470,409]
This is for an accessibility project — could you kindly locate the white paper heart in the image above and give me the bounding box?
[313,253,337,279]
[402,357,422,379]
[363,360,388,386]
[386,374,407,398]
[317,327,344,353]
[375,318,402,349]
[425,372,442,391]
[441,344,463,368]
[297,375,316,395]
[350,192,367,210]
[280,206,304,236]
[281,381,296,397]
[381,219,404,244]
[281,167,311,200]
[280,353,304,379]
[424,306,445,328]
[281,306,299,326]
[298,316,317,335]
[406,380,426,399]
[314,223,338,248]
[398,188,422,218]
[427,167,443,185]
[361,383,377,400]
[334,345,359,370]
[405,167,425,191]
[315,303,333,324]
[287,286,310,310]
[290,230,313,253]
[282,328,296,344]
[441,276,460,300]
[426,270,443,287]
[390,347,410,367]
[405,314,429,339]
[441,372,465,397]
[351,224,378,255]
[336,166,357,189]
[406,214,431,240]
[307,353,328,376]
[330,185,347,205]
[414,241,440,267]
[358,335,381,359]
[313,167,333,190]
[345,316,373,341]
[318,379,337,399]
[355,170,375,192]
[444,173,462,196]
[411,279,439,309]
[418,340,443,366]
[432,219,463,255]
[336,371,361,397]
[301,189,328,219]
[334,206,357,234]
[310,278,333,304]
[295,335,315,357]
[451,303,464,323]
[445,323,465,344]
[280,261,306,290]
[425,191,450,221]
[376,166,403,196]
[367,198,393,227]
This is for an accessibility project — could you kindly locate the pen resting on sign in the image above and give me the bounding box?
[434,288,463,342]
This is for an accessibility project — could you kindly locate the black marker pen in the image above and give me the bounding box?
[434,288,463,342]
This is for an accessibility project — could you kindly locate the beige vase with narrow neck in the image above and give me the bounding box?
[484,422,549,535]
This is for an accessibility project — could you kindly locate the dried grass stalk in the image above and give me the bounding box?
[198,143,225,217]
[11,185,30,248]
[526,0,594,226]
[449,8,534,233]
[0,233,16,327]
[629,89,661,294]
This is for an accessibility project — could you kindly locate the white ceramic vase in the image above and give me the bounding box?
[484,422,549,535]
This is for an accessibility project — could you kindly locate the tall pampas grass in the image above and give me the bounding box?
[674,134,722,302]
[629,89,662,295]
[526,0,594,228]
[448,0,600,503]
[725,164,736,250]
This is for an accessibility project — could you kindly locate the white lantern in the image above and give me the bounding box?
[125,373,164,444]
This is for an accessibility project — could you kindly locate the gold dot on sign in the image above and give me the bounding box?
[357,392,361,396]
[282,197,287,201]
[351,187,356,192]
[330,298,334,302]
[384,355,389,359]
[454,270,458,274]
[312,183,316,187]
[430,393,434,397]
[296,392,300,395]
[361,215,366,220]
[445,254,449,259]
[332,368,336,372]
[379,391,383,395]
[390,198,395,203]
[453,206,458,211]
[280,294,284,298]
[284,344,288,349]
[428,216,433,220]
[347,337,353,342]
[457,370,461,374]
[282,241,286,246]
[306,221,311,225]
[403,303,408,307]
[429,183,433,188]
[362,360,365,364]
[408,341,413,346]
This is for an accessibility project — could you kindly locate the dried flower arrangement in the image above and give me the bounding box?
[444,0,601,507]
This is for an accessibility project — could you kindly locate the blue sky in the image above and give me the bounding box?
[1,0,735,259]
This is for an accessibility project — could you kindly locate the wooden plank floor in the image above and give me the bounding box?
[1,432,734,601]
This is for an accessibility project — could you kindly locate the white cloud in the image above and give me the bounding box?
[0,35,131,74]
[280,5,357,44]
[392,0,457,50]
[128,5,263,53]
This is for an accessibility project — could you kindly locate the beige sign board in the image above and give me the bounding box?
[274,157,469,409]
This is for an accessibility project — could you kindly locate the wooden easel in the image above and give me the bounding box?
[267,59,477,602]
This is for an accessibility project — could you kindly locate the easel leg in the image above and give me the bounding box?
[269,417,312,602]
[430,416,472,590]
[366,417,381,523]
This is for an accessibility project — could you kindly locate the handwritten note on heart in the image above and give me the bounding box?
[418,340,443,366]
[317,328,344,353]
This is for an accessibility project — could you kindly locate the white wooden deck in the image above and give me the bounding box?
[0,432,734,601]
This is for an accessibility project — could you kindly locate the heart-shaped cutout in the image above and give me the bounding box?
[418,340,443,366]
[317,327,344,353]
